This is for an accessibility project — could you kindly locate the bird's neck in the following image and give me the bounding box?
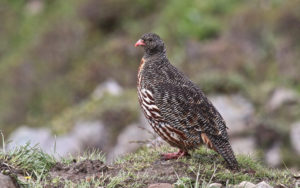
[143,50,167,61]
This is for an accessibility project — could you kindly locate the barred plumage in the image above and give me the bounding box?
[135,33,239,170]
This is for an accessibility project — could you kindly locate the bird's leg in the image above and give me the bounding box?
[161,150,189,160]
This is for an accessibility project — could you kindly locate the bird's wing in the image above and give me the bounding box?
[151,82,229,141]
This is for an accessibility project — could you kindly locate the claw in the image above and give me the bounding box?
[161,150,189,160]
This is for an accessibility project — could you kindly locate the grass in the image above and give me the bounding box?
[0,143,296,187]
[0,143,56,186]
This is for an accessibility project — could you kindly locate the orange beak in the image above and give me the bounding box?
[135,39,145,47]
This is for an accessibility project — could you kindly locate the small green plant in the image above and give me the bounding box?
[0,143,56,177]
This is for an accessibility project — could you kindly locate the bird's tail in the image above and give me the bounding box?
[209,135,239,170]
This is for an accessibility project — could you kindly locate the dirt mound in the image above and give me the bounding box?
[49,159,109,182]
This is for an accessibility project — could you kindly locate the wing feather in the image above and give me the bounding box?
[150,82,229,141]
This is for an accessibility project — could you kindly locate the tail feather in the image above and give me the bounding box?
[209,135,239,170]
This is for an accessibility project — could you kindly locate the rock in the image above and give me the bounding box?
[265,143,281,167]
[7,126,53,153]
[266,87,298,112]
[293,172,300,179]
[92,79,123,99]
[209,183,222,188]
[148,183,173,188]
[210,95,254,135]
[0,174,17,188]
[290,121,300,155]
[255,181,273,188]
[237,181,255,188]
[7,121,107,158]
[231,137,256,155]
[53,121,107,157]
[71,121,107,150]
[107,118,154,162]
[52,135,81,157]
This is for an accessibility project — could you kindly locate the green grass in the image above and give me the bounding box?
[0,143,56,186]
[0,143,295,187]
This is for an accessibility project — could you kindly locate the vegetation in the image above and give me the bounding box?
[0,144,295,187]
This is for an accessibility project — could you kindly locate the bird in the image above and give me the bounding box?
[134,33,239,170]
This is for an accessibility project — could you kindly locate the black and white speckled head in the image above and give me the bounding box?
[135,33,166,56]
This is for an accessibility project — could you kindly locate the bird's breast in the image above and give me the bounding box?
[137,58,145,87]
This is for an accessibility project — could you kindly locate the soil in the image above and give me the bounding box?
[49,159,109,181]
[46,158,193,187]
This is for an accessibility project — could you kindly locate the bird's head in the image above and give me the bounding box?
[135,33,165,56]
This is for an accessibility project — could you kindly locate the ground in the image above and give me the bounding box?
[0,144,296,188]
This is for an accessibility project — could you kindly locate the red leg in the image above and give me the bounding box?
[161,150,189,160]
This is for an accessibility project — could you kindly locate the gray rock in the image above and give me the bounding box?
[53,121,106,157]
[266,87,298,112]
[92,79,123,99]
[255,181,273,188]
[71,121,107,149]
[0,173,17,188]
[265,143,281,167]
[7,126,53,152]
[231,137,256,155]
[209,183,222,188]
[107,120,154,162]
[237,181,255,188]
[7,121,107,158]
[52,135,81,157]
[290,122,300,155]
[210,95,254,135]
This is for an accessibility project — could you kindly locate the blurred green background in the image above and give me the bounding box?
[0,0,299,168]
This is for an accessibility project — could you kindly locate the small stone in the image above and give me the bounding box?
[238,181,255,188]
[255,181,273,188]
[0,174,17,188]
[293,173,300,179]
[209,183,222,188]
[148,183,173,188]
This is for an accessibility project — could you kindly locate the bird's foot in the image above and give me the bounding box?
[161,150,189,160]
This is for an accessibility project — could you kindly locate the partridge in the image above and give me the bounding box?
[135,33,239,170]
